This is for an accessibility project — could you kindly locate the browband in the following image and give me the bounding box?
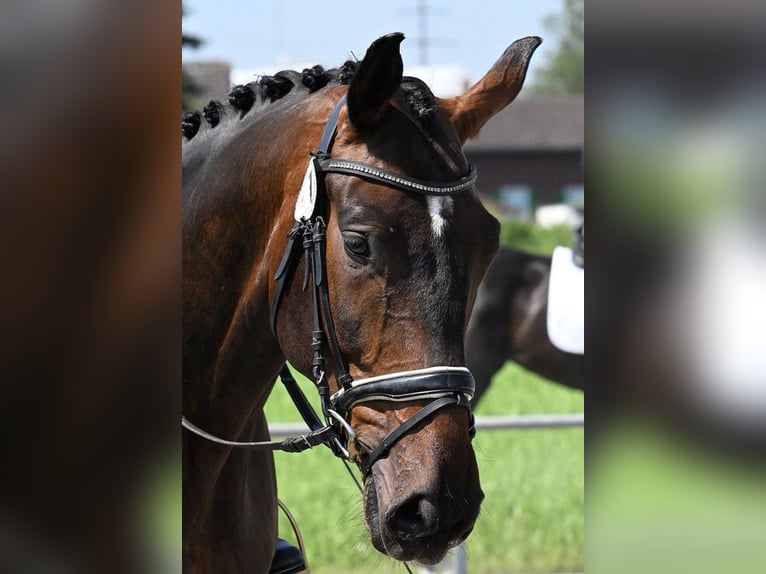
[316,159,477,196]
[312,95,477,197]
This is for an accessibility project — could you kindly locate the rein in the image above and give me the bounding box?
[182,94,478,475]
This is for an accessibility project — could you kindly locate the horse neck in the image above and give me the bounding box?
[182,105,315,436]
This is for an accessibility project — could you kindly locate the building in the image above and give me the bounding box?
[465,95,584,218]
[183,61,231,108]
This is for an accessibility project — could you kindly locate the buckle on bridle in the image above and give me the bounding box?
[327,409,357,443]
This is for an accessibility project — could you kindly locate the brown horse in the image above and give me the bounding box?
[466,247,585,404]
[182,33,540,572]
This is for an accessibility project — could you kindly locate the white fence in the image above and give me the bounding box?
[268,413,584,438]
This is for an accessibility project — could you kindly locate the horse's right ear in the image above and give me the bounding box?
[346,33,404,133]
[439,36,541,144]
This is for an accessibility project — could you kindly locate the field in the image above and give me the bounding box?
[265,362,584,573]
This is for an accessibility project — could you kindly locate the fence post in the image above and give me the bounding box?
[456,541,467,574]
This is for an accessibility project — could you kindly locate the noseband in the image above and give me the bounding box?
[183,95,478,475]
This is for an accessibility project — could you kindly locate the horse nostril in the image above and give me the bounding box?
[392,495,439,540]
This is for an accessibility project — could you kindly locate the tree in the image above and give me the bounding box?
[182,4,203,110]
[531,0,583,94]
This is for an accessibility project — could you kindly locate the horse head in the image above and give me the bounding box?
[270,33,540,564]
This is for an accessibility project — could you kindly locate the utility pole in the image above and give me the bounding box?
[417,0,429,66]
[404,0,447,67]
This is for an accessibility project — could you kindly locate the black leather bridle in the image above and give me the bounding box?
[183,95,478,476]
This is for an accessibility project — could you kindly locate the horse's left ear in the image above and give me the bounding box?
[439,36,542,144]
[347,33,404,132]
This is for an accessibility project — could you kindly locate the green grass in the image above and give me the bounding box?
[499,220,575,255]
[265,363,584,573]
[588,419,766,574]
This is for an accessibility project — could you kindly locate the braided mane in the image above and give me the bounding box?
[182,62,358,141]
[182,62,438,141]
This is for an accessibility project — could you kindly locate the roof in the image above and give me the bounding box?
[464,95,583,152]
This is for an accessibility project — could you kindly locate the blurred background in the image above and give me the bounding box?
[587,1,766,573]
[0,1,179,573]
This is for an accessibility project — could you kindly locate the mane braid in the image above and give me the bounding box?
[203,100,222,127]
[228,84,256,117]
[399,77,436,123]
[301,65,331,92]
[182,110,201,139]
[335,60,358,85]
[261,75,294,102]
[180,59,361,142]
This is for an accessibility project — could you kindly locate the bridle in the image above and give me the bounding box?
[182,94,478,476]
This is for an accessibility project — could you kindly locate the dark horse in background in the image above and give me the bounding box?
[182,33,540,573]
[466,247,585,404]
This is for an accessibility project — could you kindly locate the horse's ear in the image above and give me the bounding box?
[346,33,404,132]
[439,36,541,144]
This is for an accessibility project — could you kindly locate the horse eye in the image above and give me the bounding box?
[343,232,370,258]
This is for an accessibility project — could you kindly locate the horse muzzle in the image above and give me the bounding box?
[346,365,482,564]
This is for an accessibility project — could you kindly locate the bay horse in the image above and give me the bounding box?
[466,247,585,404]
[182,33,540,572]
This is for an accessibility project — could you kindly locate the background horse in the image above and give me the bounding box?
[182,33,539,572]
[466,247,585,404]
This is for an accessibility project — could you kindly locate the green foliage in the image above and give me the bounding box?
[141,453,182,572]
[182,34,202,49]
[182,4,203,111]
[265,364,583,573]
[181,3,202,48]
[600,139,739,235]
[532,0,584,94]
[500,220,575,255]
[182,71,200,112]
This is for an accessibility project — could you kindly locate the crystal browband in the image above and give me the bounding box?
[315,158,477,196]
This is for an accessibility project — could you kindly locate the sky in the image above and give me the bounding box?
[182,0,562,85]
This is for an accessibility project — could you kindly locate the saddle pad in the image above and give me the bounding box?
[547,246,584,354]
